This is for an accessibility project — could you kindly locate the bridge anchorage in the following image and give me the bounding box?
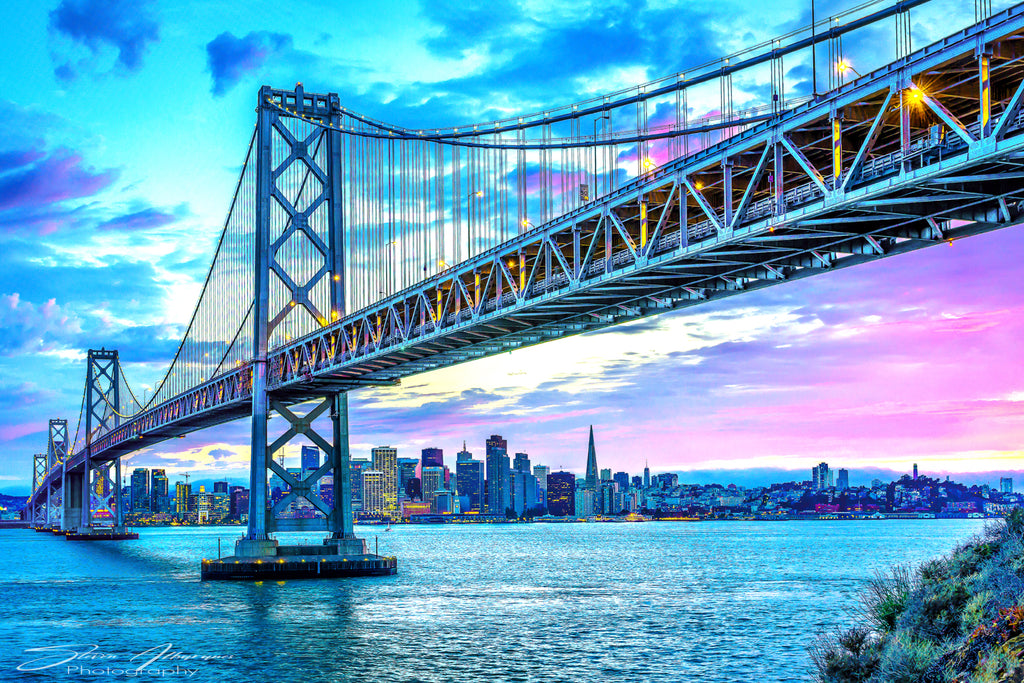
[25,0,1024,579]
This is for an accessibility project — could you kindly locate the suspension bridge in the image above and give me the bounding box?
[23,0,1024,577]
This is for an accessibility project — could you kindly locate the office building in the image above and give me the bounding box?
[1001,477,1014,494]
[300,445,319,473]
[532,464,548,501]
[574,486,595,517]
[229,486,248,518]
[643,463,650,488]
[151,469,169,513]
[397,458,419,498]
[213,480,228,494]
[130,468,149,512]
[457,458,485,512]
[405,477,422,500]
[371,446,398,513]
[613,472,630,492]
[837,469,850,491]
[175,481,191,517]
[585,426,599,495]
[600,468,611,482]
[547,471,576,516]
[812,463,832,491]
[456,442,473,462]
[421,466,445,511]
[421,447,444,469]
[513,452,531,473]
[486,434,510,515]
[350,458,370,511]
[362,470,388,517]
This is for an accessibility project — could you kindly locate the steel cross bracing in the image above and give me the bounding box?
[28,3,1024,511]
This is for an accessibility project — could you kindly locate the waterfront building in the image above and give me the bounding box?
[547,471,576,516]
[513,452,531,473]
[837,469,850,491]
[397,458,419,498]
[533,465,549,496]
[1002,477,1014,494]
[575,486,595,517]
[130,468,149,512]
[350,458,370,511]
[151,469,169,513]
[456,442,472,462]
[422,447,444,469]
[486,434,510,515]
[371,446,398,515]
[301,445,319,473]
[434,490,458,514]
[457,458,485,512]
[421,466,445,511]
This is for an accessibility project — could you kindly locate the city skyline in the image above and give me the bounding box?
[2,0,1024,494]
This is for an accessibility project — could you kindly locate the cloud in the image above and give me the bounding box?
[0,147,119,218]
[206,31,293,96]
[48,0,159,79]
[0,293,83,356]
[96,203,190,232]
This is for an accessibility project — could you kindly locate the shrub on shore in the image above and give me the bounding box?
[812,510,1024,682]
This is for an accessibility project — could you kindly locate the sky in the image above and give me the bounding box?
[0,0,1022,494]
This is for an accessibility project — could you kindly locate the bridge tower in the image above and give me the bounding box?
[49,419,74,531]
[31,453,45,526]
[82,349,124,533]
[235,84,362,559]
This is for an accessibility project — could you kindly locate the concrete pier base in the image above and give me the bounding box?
[202,537,394,581]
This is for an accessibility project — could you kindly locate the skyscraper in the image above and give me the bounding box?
[371,446,398,516]
[613,471,630,492]
[301,445,320,473]
[547,471,575,516]
[643,462,650,488]
[350,458,370,511]
[174,481,191,517]
[533,465,550,504]
[457,458,485,512]
[397,458,419,499]
[486,434,510,515]
[599,468,611,482]
[213,480,228,494]
[812,463,831,491]
[421,466,445,511]
[130,468,149,512]
[421,447,444,469]
[837,469,850,491]
[513,452,531,473]
[362,470,387,517]
[1001,477,1014,494]
[151,470,169,513]
[585,426,599,492]
[456,442,472,462]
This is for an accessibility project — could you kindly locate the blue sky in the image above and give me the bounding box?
[2,0,1023,494]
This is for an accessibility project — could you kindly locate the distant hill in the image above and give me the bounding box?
[0,493,28,511]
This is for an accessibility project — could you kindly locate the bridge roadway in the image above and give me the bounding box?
[30,3,1024,505]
